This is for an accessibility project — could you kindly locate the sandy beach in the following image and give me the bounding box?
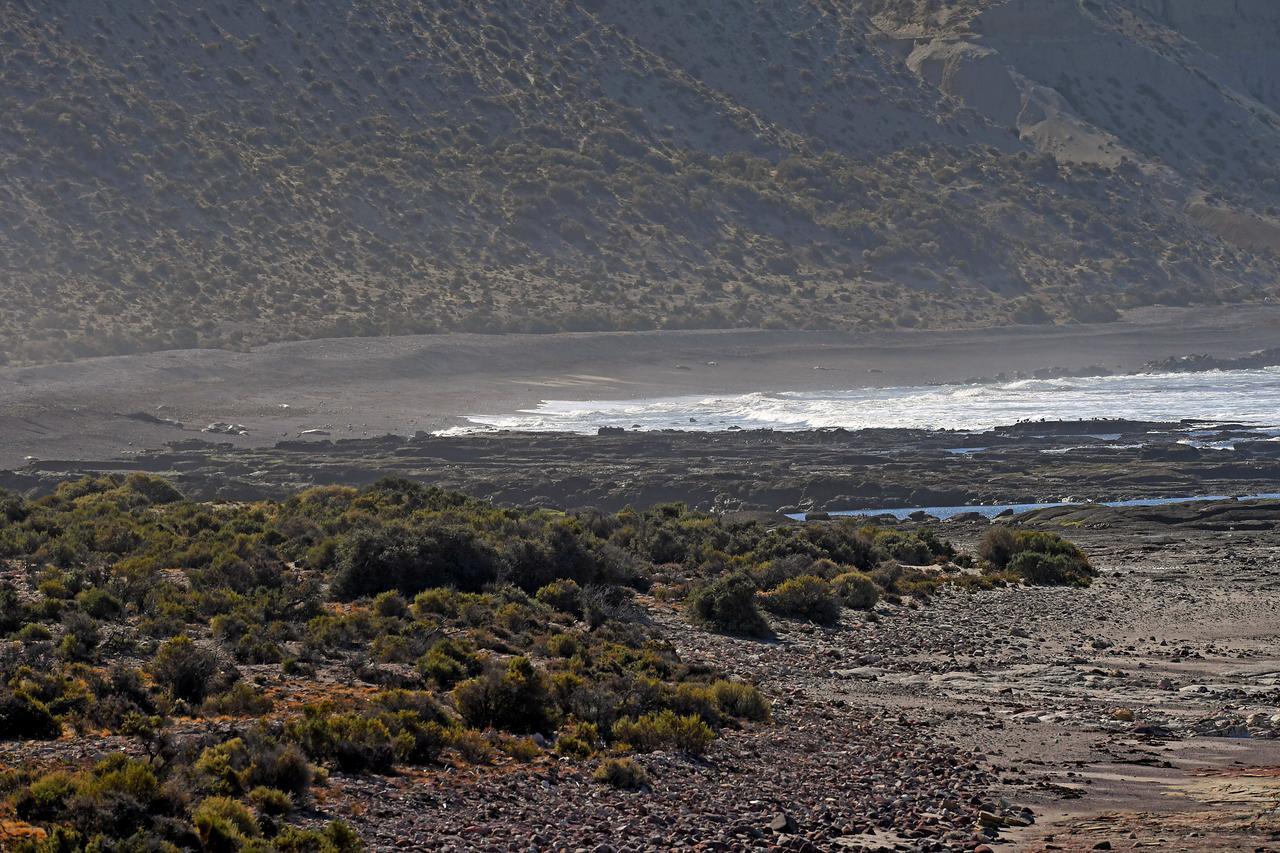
[2,303,1279,470]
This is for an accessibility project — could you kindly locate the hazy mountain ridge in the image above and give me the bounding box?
[1,0,1276,364]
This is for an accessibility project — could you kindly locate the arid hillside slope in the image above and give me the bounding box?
[2,0,1277,363]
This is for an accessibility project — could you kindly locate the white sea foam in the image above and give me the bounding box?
[442,367,1280,435]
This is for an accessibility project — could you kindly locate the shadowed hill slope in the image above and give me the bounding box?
[1,0,1277,363]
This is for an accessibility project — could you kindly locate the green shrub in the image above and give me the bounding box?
[872,530,936,564]
[759,575,840,625]
[372,590,410,619]
[980,527,1094,585]
[748,553,816,590]
[612,710,714,755]
[666,682,723,726]
[445,727,495,763]
[594,757,649,789]
[581,584,640,629]
[17,755,178,842]
[76,587,124,619]
[832,571,879,610]
[498,735,541,762]
[330,525,501,600]
[194,733,315,800]
[1007,551,1092,586]
[270,820,362,852]
[372,689,451,724]
[977,526,1018,568]
[687,571,769,637]
[246,785,294,816]
[0,582,28,634]
[203,682,273,716]
[382,710,448,764]
[0,689,62,740]
[710,680,770,722]
[16,623,52,642]
[124,474,186,505]
[194,796,260,850]
[534,579,582,617]
[417,637,481,688]
[288,707,395,773]
[57,611,101,661]
[869,560,905,594]
[554,721,600,758]
[14,772,75,821]
[452,656,556,734]
[150,635,225,704]
[545,632,579,657]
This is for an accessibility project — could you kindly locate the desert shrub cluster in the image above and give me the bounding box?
[0,475,1092,846]
[0,477,777,848]
[681,523,968,634]
[977,526,1096,586]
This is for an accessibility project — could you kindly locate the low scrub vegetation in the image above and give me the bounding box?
[594,757,649,790]
[0,476,1091,846]
[978,527,1096,586]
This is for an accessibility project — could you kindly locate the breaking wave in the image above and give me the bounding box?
[445,367,1280,434]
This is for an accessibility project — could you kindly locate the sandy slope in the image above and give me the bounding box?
[1,304,1279,471]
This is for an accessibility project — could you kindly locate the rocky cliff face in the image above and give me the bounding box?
[0,0,1276,364]
[891,1,1280,228]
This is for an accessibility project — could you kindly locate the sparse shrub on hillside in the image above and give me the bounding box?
[977,526,1019,568]
[150,635,227,704]
[1007,551,1092,586]
[0,689,62,740]
[710,680,770,722]
[594,757,649,789]
[581,584,641,629]
[452,656,556,734]
[75,587,124,619]
[287,706,396,773]
[57,611,101,661]
[759,575,841,625]
[16,755,180,844]
[330,525,502,600]
[246,785,294,816]
[555,720,601,759]
[535,579,582,617]
[687,572,770,637]
[612,710,714,755]
[979,527,1095,586]
[418,637,482,688]
[832,571,879,610]
[545,632,579,657]
[749,553,818,590]
[869,560,906,595]
[203,682,273,716]
[0,582,27,633]
[194,796,261,849]
[372,590,410,620]
[195,735,306,799]
[444,727,495,763]
[382,711,449,765]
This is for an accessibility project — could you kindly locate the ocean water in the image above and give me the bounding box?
[785,493,1280,521]
[447,367,1280,434]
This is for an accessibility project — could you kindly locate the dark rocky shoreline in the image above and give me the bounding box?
[6,419,1280,517]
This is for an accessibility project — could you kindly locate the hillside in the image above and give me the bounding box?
[2,0,1278,364]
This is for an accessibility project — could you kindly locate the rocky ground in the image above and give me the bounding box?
[7,419,1280,516]
[283,506,1280,851]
